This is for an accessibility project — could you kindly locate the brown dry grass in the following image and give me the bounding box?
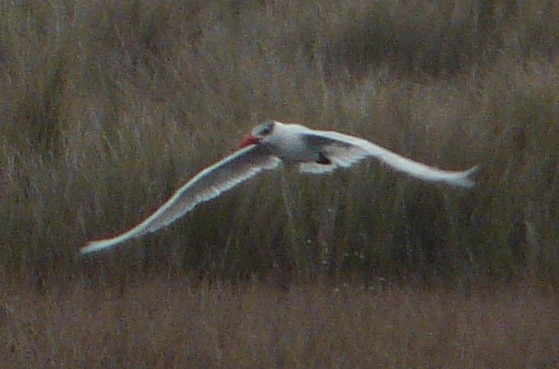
[1,1,558,366]
[1,280,558,368]
[0,0,557,284]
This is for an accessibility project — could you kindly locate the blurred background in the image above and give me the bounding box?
[0,0,558,288]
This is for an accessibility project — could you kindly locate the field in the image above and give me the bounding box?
[2,279,559,368]
[1,0,559,367]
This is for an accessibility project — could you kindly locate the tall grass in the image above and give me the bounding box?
[0,0,558,285]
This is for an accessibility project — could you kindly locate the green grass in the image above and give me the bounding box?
[0,0,558,285]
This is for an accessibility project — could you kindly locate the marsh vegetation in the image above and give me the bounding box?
[0,0,558,366]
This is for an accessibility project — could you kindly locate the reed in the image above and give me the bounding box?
[0,0,558,285]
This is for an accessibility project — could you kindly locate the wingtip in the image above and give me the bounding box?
[79,242,98,255]
[80,239,112,255]
[467,165,481,175]
[454,165,480,189]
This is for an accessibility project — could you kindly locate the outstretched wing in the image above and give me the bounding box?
[81,145,280,254]
[301,130,478,188]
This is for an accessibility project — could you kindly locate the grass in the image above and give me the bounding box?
[0,1,558,282]
[1,3,559,365]
[1,279,558,368]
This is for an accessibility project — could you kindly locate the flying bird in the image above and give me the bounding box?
[81,120,478,254]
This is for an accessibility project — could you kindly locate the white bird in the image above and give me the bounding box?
[81,120,478,254]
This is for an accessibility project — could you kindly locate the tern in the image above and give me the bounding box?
[81,120,478,254]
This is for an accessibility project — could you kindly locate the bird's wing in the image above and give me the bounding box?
[298,141,368,174]
[81,145,280,254]
[298,162,338,174]
[301,130,478,188]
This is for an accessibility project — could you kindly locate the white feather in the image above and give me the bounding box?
[81,146,280,254]
[83,120,478,254]
[302,128,478,188]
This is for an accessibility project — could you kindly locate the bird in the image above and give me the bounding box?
[81,119,478,254]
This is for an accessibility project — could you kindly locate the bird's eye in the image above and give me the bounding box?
[259,123,273,136]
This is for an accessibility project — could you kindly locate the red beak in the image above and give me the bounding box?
[239,135,260,148]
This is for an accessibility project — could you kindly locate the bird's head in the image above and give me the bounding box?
[239,120,276,148]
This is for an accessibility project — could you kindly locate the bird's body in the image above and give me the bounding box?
[257,123,315,162]
[81,120,478,254]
